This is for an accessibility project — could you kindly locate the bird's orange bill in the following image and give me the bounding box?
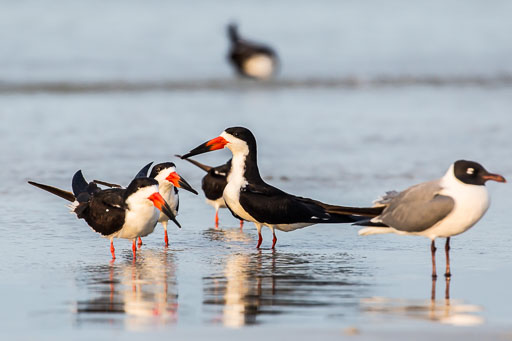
[180,136,228,159]
[148,192,181,228]
[166,172,198,195]
[482,173,506,183]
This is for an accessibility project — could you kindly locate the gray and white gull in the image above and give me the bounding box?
[357,160,506,277]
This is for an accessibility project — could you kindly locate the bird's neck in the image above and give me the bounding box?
[229,148,262,184]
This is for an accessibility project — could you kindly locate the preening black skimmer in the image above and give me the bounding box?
[227,23,278,80]
[181,126,382,248]
[356,160,506,277]
[176,155,244,228]
[94,162,197,246]
[28,170,178,259]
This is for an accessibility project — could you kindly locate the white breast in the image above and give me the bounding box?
[421,173,490,239]
[223,153,257,222]
[158,183,178,223]
[206,197,227,210]
[115,186,160,239]
[243,54,274,79]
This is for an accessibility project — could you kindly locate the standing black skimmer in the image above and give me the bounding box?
[28,170,178,259]
[180,126,382,248]
[227,23,278,80]
[94,162,198,246]
[176,155,244,228]
[356,160,506,277]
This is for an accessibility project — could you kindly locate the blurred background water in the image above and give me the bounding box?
[0,1,511,340]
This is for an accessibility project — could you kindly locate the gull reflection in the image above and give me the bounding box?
[203,250,368,327]
[74,249,178,329]
[361,277,484,326]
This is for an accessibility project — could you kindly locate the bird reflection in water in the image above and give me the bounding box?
[74,249,178,329]
[361,277,483,326]
[203,250,368,327]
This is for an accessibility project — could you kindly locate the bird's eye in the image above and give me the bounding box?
[466,168,475,175]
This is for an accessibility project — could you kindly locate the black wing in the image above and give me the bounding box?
[78,188,126,236]
[238,183,359,225]
[201,160,231,200]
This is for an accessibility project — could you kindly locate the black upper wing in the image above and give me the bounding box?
[78,188,126,236]
[202,161,231,201]
[238,183,357,225]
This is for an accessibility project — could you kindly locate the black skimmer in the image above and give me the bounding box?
[28,170,178,259]
[356,160,506,277]
[227,23,278,80]
[180,126,382,248]
[94,162,198,246]
[176,155,244,228]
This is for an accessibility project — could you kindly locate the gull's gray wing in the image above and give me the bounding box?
[377,180,455,232]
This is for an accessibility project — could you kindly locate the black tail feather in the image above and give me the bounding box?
[28,181,75,202]
[72,170,88,197]
[175,154,212,172]
[92,180,122,188]
[352,219,389,227]
[134,162,153,179]
[324,204,384,218]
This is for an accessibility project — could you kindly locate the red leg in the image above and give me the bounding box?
[110,239,116,260]
[256,232,262,249]
[137,237,142,248]
[215,210,219,228]
[272,232,277,249]
[164,230,169,247]
[240,220,244,230]
[132,239,137,259]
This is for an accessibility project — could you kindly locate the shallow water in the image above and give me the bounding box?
[1,1,512,340]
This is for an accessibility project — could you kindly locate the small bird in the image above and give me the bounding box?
[356,160,506,277]
[28,170,178,259]
[180,127,381,248]
[227,23,278,80]
[176,155,244,228]
[94,162,198,247]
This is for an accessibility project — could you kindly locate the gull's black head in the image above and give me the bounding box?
[149,162,176,179]
[453,160,506,185]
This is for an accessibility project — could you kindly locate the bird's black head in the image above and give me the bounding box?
[453,160,506,185]
[125,177,159,198]
[149,162,176,179]
[225,126,256,145]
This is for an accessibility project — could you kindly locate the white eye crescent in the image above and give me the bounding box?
[467,168,474,175]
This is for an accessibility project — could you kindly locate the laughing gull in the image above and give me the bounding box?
[357,160,506,277]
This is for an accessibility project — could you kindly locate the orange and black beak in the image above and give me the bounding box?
[166,172,198,195]
[148,192,181,228]
[180,136,228,159]
[481,172,506,183]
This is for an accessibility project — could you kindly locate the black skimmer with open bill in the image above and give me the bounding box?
[180,126,382,248]
[227,23,278,80]
[356,160,506,277]
[28,170,179,259]
[176,155,244,229]
[94,162,198,247]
